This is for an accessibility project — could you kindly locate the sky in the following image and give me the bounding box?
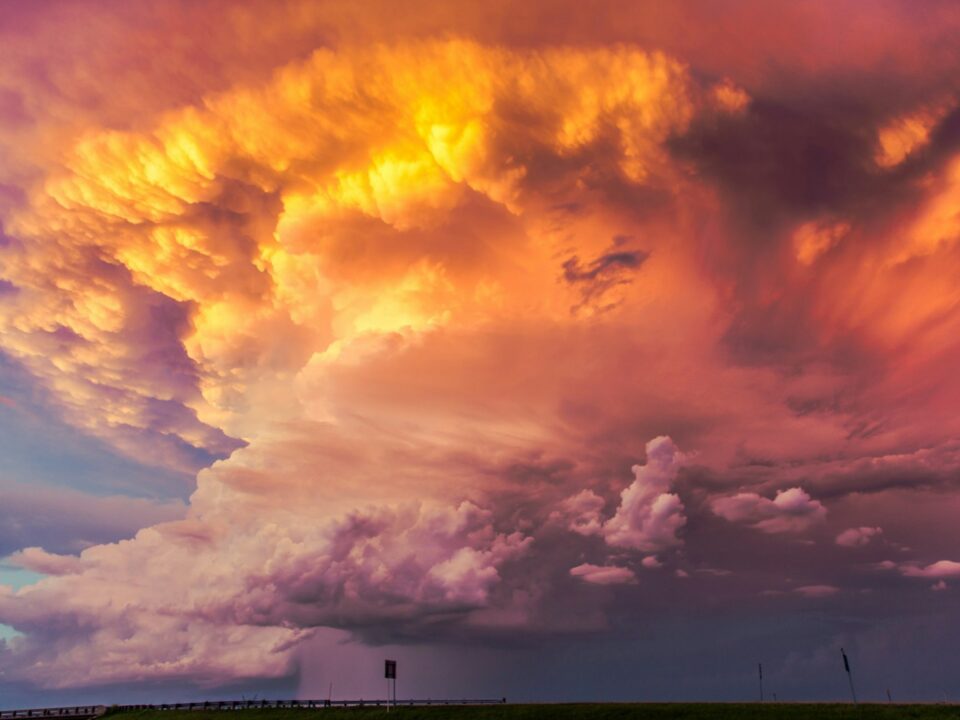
[2,0,960,706]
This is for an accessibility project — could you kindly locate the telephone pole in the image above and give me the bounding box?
[841,648,858,705]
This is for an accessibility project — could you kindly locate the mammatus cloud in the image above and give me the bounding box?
[710,487,826,534]
[835,526,883,547]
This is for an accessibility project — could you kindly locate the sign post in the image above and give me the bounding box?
[385,659,397,709]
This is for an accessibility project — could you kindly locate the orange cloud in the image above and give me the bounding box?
[3,1,960,695]
[0,39,744,466]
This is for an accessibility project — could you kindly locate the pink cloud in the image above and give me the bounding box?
[553,490,605,536]
[794,585,840,598]
[570,563,637,586]
[5,548,82,576]
[836,526,883,547]
[0,439,535,688]
[426,533,533,604]
[900,560,960,579]
[602,437,688,552]
[711,487,826,534]
[555,436,688,553]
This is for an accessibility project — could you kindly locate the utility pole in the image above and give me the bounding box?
[758,663,764,702]
[841,648,858,705]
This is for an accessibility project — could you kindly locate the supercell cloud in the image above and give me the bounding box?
[2,0,960,703]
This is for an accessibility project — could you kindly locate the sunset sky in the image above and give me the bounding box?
[3,0,960,706]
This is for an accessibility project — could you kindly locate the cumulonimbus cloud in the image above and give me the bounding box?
[4,3,960,693]
[0,38,740,686]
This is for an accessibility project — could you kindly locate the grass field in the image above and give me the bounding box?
[110,704,960,720]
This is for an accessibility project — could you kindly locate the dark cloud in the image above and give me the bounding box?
[673,99,878,229]
[562,247,649,313]
[563,250,648,284]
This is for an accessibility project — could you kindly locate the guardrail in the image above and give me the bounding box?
[0,707,105,719]
[2,699,507,717]
[115,699,507,710]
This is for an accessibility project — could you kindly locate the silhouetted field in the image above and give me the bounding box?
[109,703,960,720]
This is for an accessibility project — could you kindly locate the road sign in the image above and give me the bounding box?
[385,660,397,679]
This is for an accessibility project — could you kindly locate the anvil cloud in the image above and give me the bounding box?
[2,0,960,703]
